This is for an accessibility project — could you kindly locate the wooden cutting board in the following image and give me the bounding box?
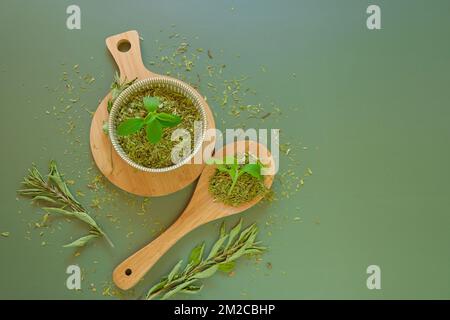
[89,30,215,196]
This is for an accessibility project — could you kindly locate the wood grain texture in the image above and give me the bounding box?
[89,30,216,197]
[113,140,275,290]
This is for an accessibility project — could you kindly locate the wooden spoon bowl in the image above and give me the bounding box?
[113,140,275,290]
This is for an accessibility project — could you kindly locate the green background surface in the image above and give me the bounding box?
[1,0,450,299]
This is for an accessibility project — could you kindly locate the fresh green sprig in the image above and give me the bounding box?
[18,161,114,248]
[144,219,265,300]
[107,72,137,113]
[207,155,264,195]
[117,96,182,144]
[103,72,137,134]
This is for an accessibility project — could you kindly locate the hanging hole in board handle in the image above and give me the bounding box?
[117,39,131,52]
[125,268,132,276]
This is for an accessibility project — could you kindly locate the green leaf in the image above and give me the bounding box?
[63,234,99,248]
[117,118,145,136]
[189,242,205,266]
[226,219,242,248]
[216,164,230,173]
[241,163,262,180]
[168,260,183,281]
[181,285,203,295]
[245,248,265,255]
[48,161,79,204]
[43,208,100,231]
[156,113,182,127]
[145,279,168,299]
[227,245,247,262]
[144,113,156,124]
[207,235,228,260]
[237,224,257,243]
[194,265,218,279]
[107,100,113,113]
[143,96,160,112]
[161,279,198,300]
[218,261,235,273]
[219,222,226,237]
[145,119,163,143]
[32,195,58,204]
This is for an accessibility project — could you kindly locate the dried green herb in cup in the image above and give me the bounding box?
[207,154,269,207]
[115,87,201,168]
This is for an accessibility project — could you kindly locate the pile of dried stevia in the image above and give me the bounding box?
[18,25,314,298]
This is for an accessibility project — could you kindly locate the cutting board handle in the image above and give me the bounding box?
[105,30,156,80]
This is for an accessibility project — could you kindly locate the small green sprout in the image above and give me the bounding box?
[116,96,181,143]
[207,155,264,195]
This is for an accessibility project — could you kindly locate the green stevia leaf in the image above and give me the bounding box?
[218,261,235,273]
[228,168,238,181]
[226,219,242,248]
[143,96,160,112]
[32,195,58,204]
[227,245,247,262]
[207,235,228,260]
[156,113,182,127]
[168,260,183,281]
[194,265,218,279]
[219,222,226,237]
[181,285,203,295]
[146,279,168,299]
[241,163,262,180]
[237,224,257,243]
[48,161,78,204]
[144,113,155,124]
[183,260,196,274]
[216,164,229,173]
[43,207,100,230]
[161,279,198,300]
[189,243,205,266]
[245,248,265,255]
[107,100,113,113]
[63,234,99,248]
[146,119,163,143]
[117,118,145,136]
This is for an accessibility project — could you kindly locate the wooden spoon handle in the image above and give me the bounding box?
[105,30,156,80]
[113,208,200,290]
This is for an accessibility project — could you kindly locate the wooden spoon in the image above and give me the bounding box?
[113,140,276,290]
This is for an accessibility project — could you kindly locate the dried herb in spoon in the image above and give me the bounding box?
[207,154,269,206]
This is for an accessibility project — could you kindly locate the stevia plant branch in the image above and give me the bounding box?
[107,71,137,113]
[18,161,114,248]
[103,72,137,134]
[144,219,265,300]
